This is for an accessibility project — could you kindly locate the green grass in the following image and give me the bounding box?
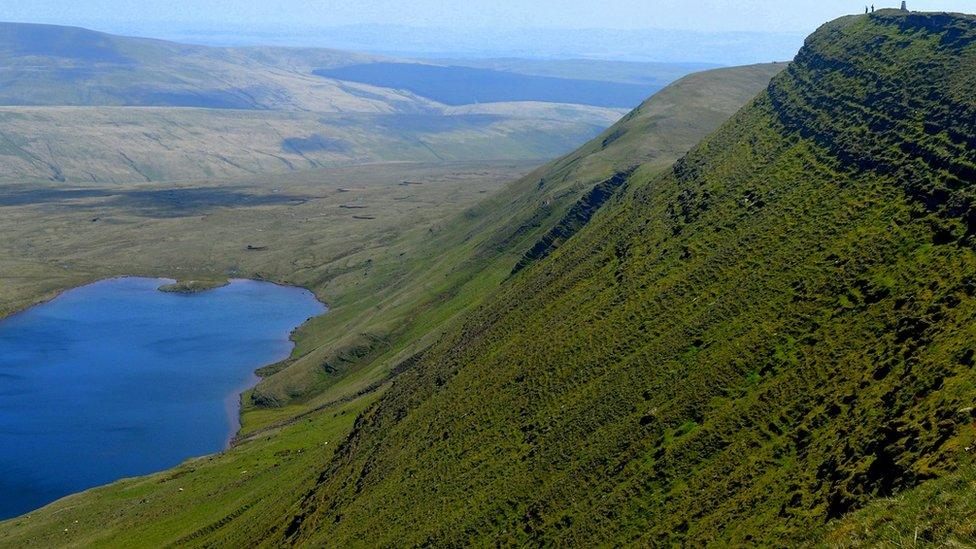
[0,393,379,548]
[820,463,976,546]
[240,62,783,424]
[261,11,976,546]
[0,159,533,320]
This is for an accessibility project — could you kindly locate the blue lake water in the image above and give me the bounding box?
[0,277,325,520]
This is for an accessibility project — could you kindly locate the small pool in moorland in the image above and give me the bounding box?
[0,277,325,520]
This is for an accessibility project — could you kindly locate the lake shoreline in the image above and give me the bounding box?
[0,274,330,432]
[0,276,328,519]
[0,275,329,516]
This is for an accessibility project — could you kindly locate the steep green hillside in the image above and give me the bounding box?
[244,63,784,424]
[0,63,781,545]
[262,10,976,546]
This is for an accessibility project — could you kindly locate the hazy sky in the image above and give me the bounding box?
[4,1,974,33]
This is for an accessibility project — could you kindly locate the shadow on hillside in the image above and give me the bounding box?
[0,185,311,218]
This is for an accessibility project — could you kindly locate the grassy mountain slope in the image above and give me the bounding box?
[0,64,782,545]
[243,63,784,424]
[260,11,976,546]
[820,464,976,546]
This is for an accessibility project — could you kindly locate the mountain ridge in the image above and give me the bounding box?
[270,10,976,546]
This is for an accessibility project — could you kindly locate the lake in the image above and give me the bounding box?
[0,277,325,520]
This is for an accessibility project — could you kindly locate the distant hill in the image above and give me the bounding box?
[0,23,401,112]
[314,63,662,108]
[431,57,719,86]
[0,22,701,112]
[0,22,712,183]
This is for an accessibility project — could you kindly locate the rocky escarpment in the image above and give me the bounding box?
[512,171,631,274]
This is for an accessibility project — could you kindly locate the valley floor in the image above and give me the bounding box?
[0,160,533,320]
